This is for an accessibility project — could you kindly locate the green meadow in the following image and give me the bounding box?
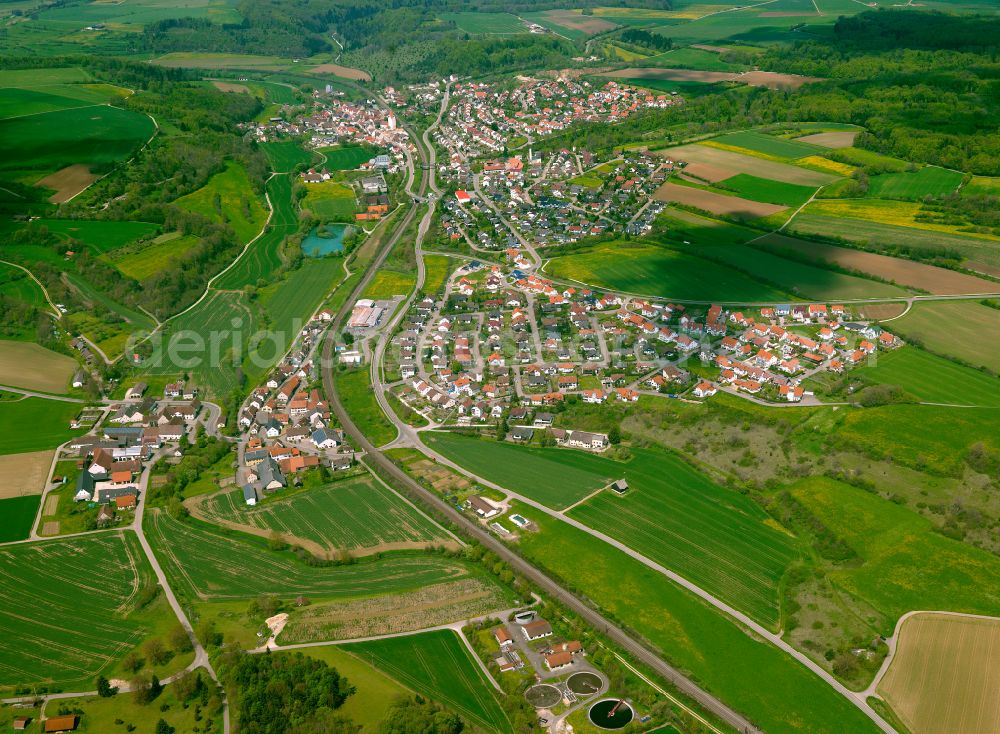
[41,218,159,255]
[854,346,1000,407]
[337,368,397,447]
[424,433,798,626]
[713,131,825,159]
[303,180,357,222]
[288,645,409,729]
[867,166,964,200]
[440,11,525,34]
[838,404,1000,477]
[422,431,614,508]
[111,232,200,282]
[889,300,1000,373]
[719,173,817,207]
[173,162,267,243]
[0,397,82,455]
[517,511,880,734]
[0,104,154,174]
[261,140,315,172]
[342,630,514,733]
[791,477,1000,623]
[544,241,790,301]
[0,496,40,542]
[320,144,375,170]
[214,173,295,289]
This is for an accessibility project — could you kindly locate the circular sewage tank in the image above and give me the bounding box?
[567,671,603,696]
[525,683,562,709]
[588,699,634,730]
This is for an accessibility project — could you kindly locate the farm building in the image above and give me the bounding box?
[610,479,628,495]
[466,495,501,519]
[43,716,78,733]
[521,618,553,641]
[544,651,573,671]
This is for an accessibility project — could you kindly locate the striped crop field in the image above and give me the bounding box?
[145,509,472,602]
[192,473,450,555]
[342,630,514,733]
[0,533,154,689]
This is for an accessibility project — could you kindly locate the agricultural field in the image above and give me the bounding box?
[320,144,375,170]
[711,130,825,159]
[789,477,1000,624]
[0,495,40,542]
[717,174,817,207]
[655,206,759,245]
[421,431,615,509]
[828,147,910,172]
[838,404,1000,478]
[145,510,469,602]
[963,176,1000,196]
[0,263,45,310]
[258,255,346,336]
[653,181,786,220]
[515,510,882,734]
[281,576,514,642]
[173,162,267,243]
[144,289,260,396]
[0,397,82,456]
[189,473,450,556]
[260,141,315,172]
[152,52,297,71]
[214,173,294,290]
[110,232,200,282]
[520,9,619,38]
[853,346,1000,407]
[337,368,397,447]
[0,340,78,393]
[866,166,964,200]
[422,254,451,296]
[644,46,746,72]
[342,630,514,734]
[302,180,356,222]
[878,613,1000,734]
[787,212,1000,273]
[290,645,409,729]
[543,241,790,302]
[568,448,800,627]
[801,198,997,234]
[0,533,163,689]
[661,143,837,186]
[361,269,415,299]
[0,104,154,176]
[756,233,1000,295]
[38,218,159,256]
[0,83,130,121]
[33,0,240,30]
[887,300,1000,373]
[699,245,908,301]
[440,11,526,34]
[793,131,858,148]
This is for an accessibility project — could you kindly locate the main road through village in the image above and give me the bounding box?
[321,83,770,734]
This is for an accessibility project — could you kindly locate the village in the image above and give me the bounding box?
[374,255,903,455]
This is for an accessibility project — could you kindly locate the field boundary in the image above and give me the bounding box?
[865,609,1000,698]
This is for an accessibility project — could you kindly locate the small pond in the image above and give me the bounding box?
[302,224,350,257]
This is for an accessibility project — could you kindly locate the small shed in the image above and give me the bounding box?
[610,479,628,495]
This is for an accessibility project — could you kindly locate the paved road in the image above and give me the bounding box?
[320,94,762,734]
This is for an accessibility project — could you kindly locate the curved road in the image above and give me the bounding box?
[321,94,762,734]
